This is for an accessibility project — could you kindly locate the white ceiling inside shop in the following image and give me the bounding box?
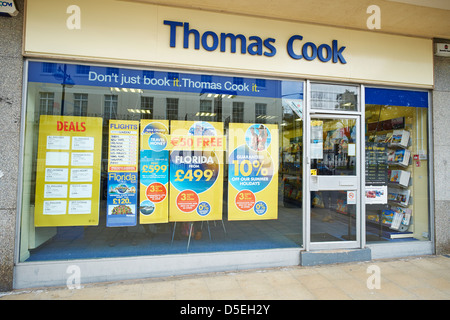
[119,0,450,39]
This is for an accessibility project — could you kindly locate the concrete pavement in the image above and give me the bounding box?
[1,255,449,300]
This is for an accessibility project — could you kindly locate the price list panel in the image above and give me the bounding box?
[108,125,138,171]
[365,142,388,185]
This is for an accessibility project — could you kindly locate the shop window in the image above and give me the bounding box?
[104,94,118,119]
[41,62,56,74]
[76,65,90,75]
[19,61,304,262]
[198,100,213,121]
[140,96,153,119]
[166,98,179,120]
[365,87,429,243]
[255,103,267,123]
[232,102,244,122]
[39,92,55,115]
[106,67,119,76]
[73,93,88,116]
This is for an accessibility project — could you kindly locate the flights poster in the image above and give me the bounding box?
[228,123,279,220]
[139,120,170,224]
[34,115,103,227]
[106,120,139,227]
[169,121,225,222]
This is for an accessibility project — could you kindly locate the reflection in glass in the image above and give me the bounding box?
[310,119,357,176]
[311,83,358,111]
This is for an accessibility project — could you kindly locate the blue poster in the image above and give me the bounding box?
[139,149,169,223]
[106,172,138,227]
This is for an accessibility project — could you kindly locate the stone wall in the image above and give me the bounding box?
[433,39,450,255]
[0,0,24,292]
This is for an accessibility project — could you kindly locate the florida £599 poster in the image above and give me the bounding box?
[139,120,170,224]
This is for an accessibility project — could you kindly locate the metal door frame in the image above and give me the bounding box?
[303,81,365,251]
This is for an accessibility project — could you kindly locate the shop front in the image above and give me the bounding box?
[13,0,434,288]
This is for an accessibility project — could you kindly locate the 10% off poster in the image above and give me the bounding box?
[228,123,279,220]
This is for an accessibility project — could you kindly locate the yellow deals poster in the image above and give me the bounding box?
[139,120,170,224]
[34,115,103,227]
[169,121,225,222]
[228,123,279,220]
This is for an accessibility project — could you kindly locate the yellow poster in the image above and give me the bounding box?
[228,123,279,220]
[34,115,103,227]
[139,120,170,224]
[169,121,225,222]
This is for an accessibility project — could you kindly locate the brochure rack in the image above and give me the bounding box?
[366,120,414,239]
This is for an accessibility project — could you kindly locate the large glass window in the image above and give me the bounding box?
[364,87,430,243]
[19,61,304,262]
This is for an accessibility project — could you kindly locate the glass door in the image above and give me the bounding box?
[306,114,361,250]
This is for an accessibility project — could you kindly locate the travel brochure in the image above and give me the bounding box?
[387,148,410,167]
[388,169,411,187]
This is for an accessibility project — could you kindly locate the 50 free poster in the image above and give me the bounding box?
[169,121,225,222]
[139,120,169,224]
[228,123,279,220]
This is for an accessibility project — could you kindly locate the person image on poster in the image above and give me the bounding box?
[250,127,258,151]
[257,125,268,151]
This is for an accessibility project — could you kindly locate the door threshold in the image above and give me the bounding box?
[300,247,371,266]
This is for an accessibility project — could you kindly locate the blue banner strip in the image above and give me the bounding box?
[365,87,428,108]
[28,61,303,99]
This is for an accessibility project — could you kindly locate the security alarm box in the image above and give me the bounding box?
[436,43,450,57]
